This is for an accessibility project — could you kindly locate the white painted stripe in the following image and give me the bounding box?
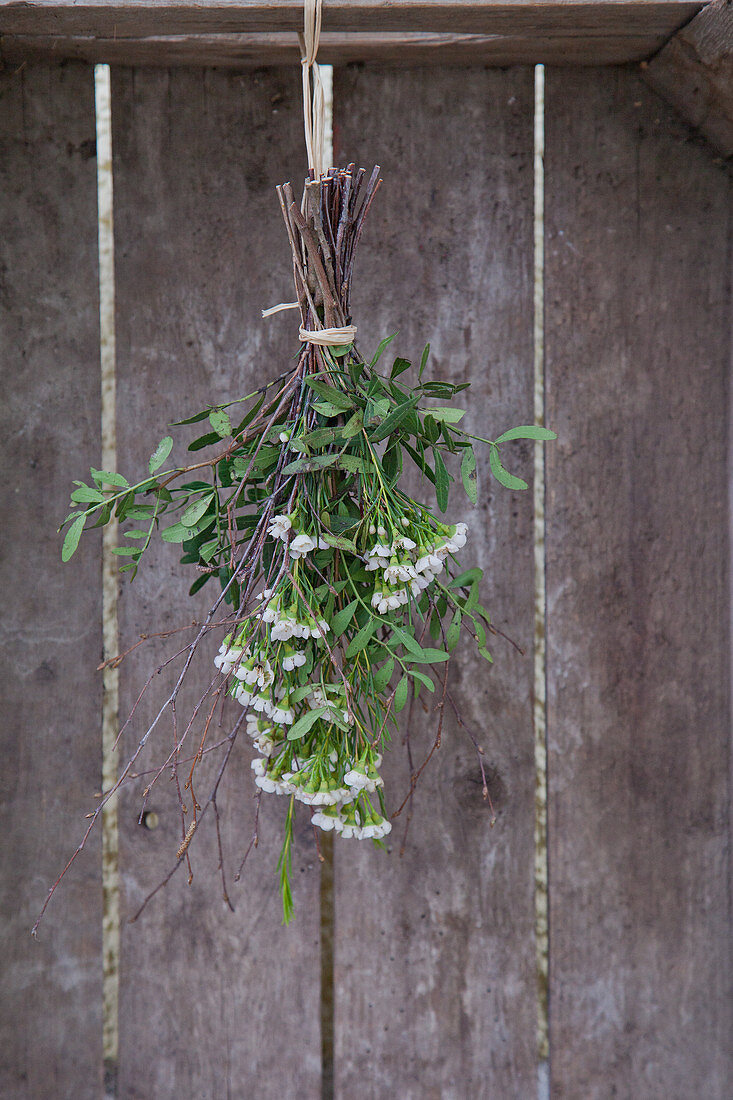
[533,62,550,1078]
[94,62,120,1093]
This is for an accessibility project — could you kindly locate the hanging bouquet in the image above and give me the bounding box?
[48,166,554,923]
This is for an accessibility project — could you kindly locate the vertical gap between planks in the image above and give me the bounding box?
[320,64,336,1100]
[533,63,550,1100]
[95,63,120,1100]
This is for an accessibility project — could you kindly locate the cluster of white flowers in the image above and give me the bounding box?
[246,737,391,840]
[366,521,468,613]
[311,801,392,839]
[266,514,329,560]
[255,589,330,643]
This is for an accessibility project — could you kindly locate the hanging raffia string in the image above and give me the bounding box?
[299,0,326,179]
[262,0,357,349]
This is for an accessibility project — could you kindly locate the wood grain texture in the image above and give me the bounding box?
[643,0,733,156]
[332,66,538,1099]
[0,24,702,68]
[0,63,103,1098]
[0,1,705,36]
[111,67,323,1099]
[544,66,732,1099]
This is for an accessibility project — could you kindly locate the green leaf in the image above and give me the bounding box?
[70,486,105,504]
[304,378,353,411]
[345,619,378,658]
[198,537,220,563]
[334,454,374,476]
[406,647,450,664]
[450,567,483,589]
[489,446,528,491]
[61,514,86,561]
[329,342,353,358]
[341,410,363,438]
[461,446,477,505]
[394,676,409,713]
[111,546,141,557]
[419,343,430,379]
[311,401,345,419]
[209,409,232,438]
[370,333,398,367]
[446,610,462,651]
[390,356,411,379]
[287,706,328,741]
[124,529,148,540]
[90,469,128,489]
[160,522,190,543]
[478,646,494,663]
[373,658,394,693]
[172,407,211,426]
[331,598,359,637]
[322,533,358,555]
[369,397,418,443]
[282,453,341,476]
[423,406,465,424]
[188,574,211,596]
[188,431,220,452]
[389,624,423,657]
[181,494,214,527]
[149,435,173,474]
[434,450,450,513]
[494,424,557,444]
[409,670,435,693]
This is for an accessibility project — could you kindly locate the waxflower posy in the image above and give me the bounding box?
[44,166,555,928]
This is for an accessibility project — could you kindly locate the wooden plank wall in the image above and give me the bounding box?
[332,67,539,1098]
[0,64,103,1097]
[544,68,732,1099]
[1,56,731,1100]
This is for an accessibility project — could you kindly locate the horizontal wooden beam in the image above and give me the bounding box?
[0,29,702,68]
[0,2,705,67]
[643,0,732,155]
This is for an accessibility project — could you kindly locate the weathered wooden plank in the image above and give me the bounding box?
[0,0,705,36]
[0,1,704,66]
[0,23,706,68]
[332,66,538,1098]
[545,67,732,1098]
[643,0,733,157]
[111,67,322,1098]
[0,63,102,1098]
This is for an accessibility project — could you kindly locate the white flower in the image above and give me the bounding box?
[234,684,253,706]
[271,704,294,725]
[312,810,337,830]
[271,618,297,641]
[267,515,292,540]
[214,643,245,675]
[384,561,416,585]
[310,620,330,639]
[318,536,330,549]
[251,757,267,777]
[392,536,416,553]
[254,735,276,757]
[279,431,290,443]
[289,533,317,559]
[282,651,306,671]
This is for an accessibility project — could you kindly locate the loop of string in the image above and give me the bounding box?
[262,0,357,349]
[299,0,326,179]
